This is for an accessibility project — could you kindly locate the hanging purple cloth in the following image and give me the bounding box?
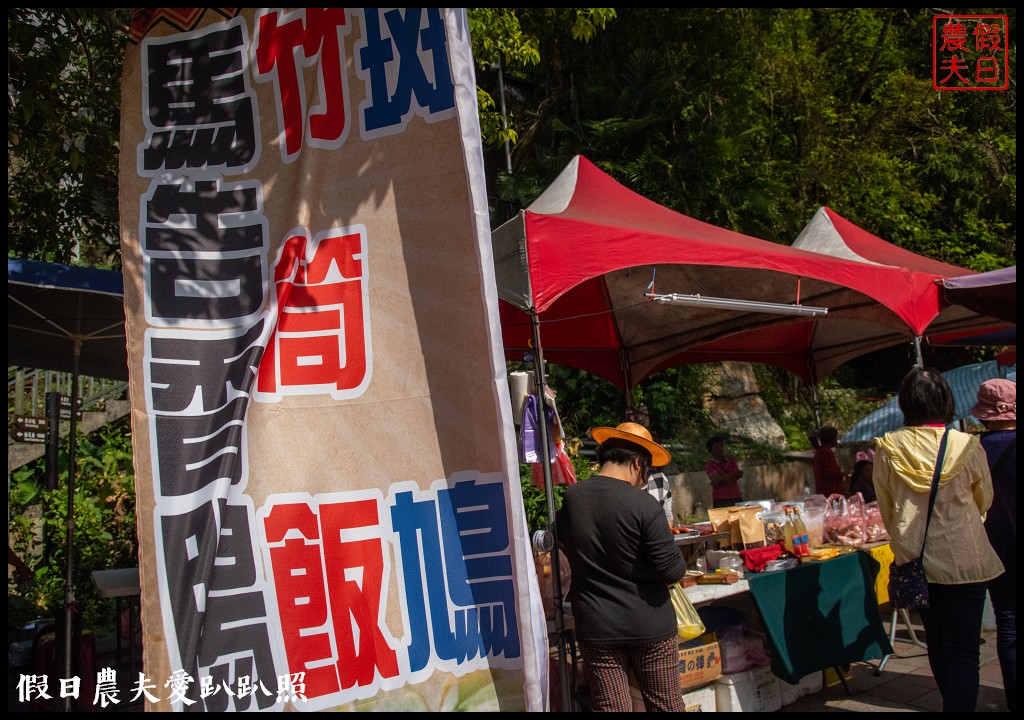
[518,394,557,464]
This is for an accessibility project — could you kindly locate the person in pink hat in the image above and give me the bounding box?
[973,378,1016,712]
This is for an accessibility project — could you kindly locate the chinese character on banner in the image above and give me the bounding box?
[933,14,1009,90]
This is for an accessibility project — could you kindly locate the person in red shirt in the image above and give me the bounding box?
[705,435,744,508]
[812,426,846,497]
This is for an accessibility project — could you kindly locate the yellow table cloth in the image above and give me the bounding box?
[862,542,893,605]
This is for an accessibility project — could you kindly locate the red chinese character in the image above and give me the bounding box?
[973,22,1003,52]
[319,500,400,688]
[933,15,1008,91]
[938,56,970,85]
[976,57,1001,84]
[939,21,968,51]
[264,503,341,699]
[257,228,369,399]
[254,8,350,162]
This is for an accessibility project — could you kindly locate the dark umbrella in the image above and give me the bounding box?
[7,257,128,696]
[8,258,128,381]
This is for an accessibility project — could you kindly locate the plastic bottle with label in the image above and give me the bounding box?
[782,507,796,555]
[793,506,810,555]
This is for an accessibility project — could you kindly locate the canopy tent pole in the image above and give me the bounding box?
[623,361,635,417]
[529,313,573,710]
[809,383,822,430]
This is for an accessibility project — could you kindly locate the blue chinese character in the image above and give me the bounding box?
[357,8,455,136]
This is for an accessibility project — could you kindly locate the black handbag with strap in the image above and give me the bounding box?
[888,428,950,610]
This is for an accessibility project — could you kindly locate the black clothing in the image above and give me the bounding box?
[555,475,687,645]
[848,476,877,504]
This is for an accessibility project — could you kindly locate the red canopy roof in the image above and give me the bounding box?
[793,206,970,276]
[494,157,991,389]
[669,208,1007,383]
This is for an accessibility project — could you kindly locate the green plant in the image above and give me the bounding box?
[517,447,598,533]
[8,417,137,634]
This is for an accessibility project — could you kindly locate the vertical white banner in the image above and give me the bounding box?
[119,8,546,711]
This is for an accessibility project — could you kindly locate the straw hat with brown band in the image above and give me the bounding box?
[590,421,671,467]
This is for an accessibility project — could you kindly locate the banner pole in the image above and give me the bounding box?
[530,313,572,709]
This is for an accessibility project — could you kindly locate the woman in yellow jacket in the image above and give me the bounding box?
[874,366,1004,713]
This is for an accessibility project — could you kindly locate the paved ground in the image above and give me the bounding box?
[782,607,1008,713]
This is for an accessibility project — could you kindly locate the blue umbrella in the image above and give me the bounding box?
[842,360,1017,443]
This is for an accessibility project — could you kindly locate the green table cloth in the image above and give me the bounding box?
[745,550,894,684]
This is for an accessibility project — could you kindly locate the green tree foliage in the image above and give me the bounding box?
[8,418,137,634]
[518,449,598,533]
[10,9,1012,268]
[482,8,1014,269]
[7,8,133,267]
[468,9,616,150]
[480,8,1014,454]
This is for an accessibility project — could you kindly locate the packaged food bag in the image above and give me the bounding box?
[823,493,867,547]
[863,501,890,542]
[707,506,739,548]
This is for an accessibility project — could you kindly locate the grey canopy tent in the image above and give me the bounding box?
[843,360,1017,444]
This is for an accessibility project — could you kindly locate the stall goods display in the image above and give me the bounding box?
[863,501,890,542]
[803,546,843,561]
[761,512,785,545]
[708,506,766,550]
[673,522,719,536]
[718,625,771,675]
[823,493,868,546]
[680,570,705,587]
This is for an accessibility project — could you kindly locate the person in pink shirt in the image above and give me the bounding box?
[813,426,847,497]
[705,435,743,508]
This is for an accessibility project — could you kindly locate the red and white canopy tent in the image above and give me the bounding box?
[664,207,1009,386]
[787,206,1009,366]
[494,158,994,393]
